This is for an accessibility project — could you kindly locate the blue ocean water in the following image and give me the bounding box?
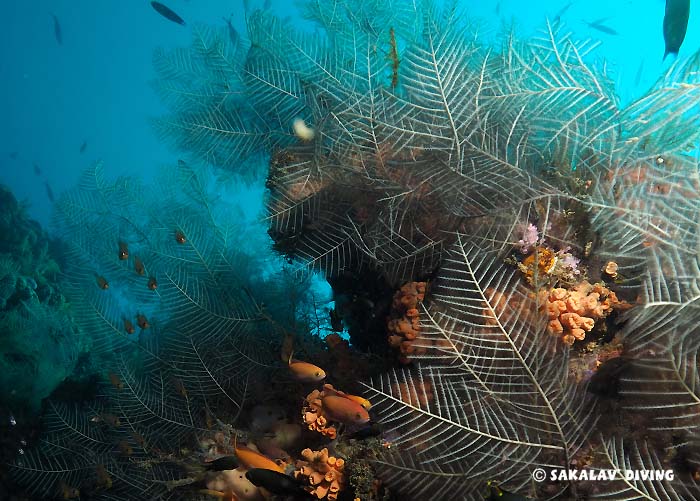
[1,1,699,500]
[1,1,694,226]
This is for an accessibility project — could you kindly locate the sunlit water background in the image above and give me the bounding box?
[1,0,694,227]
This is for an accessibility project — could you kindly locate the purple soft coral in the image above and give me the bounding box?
[516,223,539,253]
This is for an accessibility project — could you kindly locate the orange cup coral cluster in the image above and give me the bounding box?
[386,282,427,363]
[294,447,345,500]
[539,281,626,345]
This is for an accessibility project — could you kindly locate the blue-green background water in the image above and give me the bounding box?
[0,0,696,227]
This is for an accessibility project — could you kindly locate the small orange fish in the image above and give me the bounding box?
[322,395,370,425]
[175,229,186,244]
[136,313,149,330]
[118,241,129,260]
[96,275,109,290]
[323,384,372,409]
[118,440,133,456]
[108,372,123,391]
[233,438,285,473]
[95,464,113,489]
[124,318,136,334]
[288,358,326,383]
[134,256,145,276]
[172,377,188,398]
[130,431,147,448]
[147,276,158,290]
[344,394,372,410]
[58,481,80,500]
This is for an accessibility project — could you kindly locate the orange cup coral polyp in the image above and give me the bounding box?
[539,281,627,345]
[386,281,427,363]
[294,447,346,500]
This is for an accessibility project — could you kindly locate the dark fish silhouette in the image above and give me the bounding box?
[553,1,574,24]
[204,455,239,471]
[245,468,310,497]
[45,182,55,203]
[348,423,383,439]
[33,163,41,176]
[80,140,87,154]
[150,2,186,26]
[263,0,272,10]
[50,13,62,45]
[9,152,18,159]
[222,15,239,46]
[663,0,690,60]
[584,18,619,36]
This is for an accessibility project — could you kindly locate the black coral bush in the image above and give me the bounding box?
[9,0,700,499]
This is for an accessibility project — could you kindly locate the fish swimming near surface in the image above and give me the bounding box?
[80,140,87,153]
[663,0,690,60]
[50,13,62,45]
[222,15,239,46]
[583,17,619,36]
[150,2,186,26]
[553,1,574,24]
[33,163,41,176]
[44,182,55,203]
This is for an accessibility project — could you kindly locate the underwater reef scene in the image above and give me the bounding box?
[4,0,700,500]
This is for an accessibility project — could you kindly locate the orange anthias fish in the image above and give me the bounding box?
[341,394,372,410]
[124,318,136,334]
[233,438,285,473]
[147,276,158,290]
[58,480,80,499]
[288,357,326,383]
[322,384,372,410]
[134,256,145,276]
[96,275,109,290]
[118,241,129,260]
[108,372,124,391]
[322,395,370,425]
[136,314,150,330]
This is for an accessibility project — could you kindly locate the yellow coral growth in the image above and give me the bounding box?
[294,448,346,501]
[540,281,626,345]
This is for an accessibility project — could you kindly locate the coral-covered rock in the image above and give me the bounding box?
[294,448,346,501]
